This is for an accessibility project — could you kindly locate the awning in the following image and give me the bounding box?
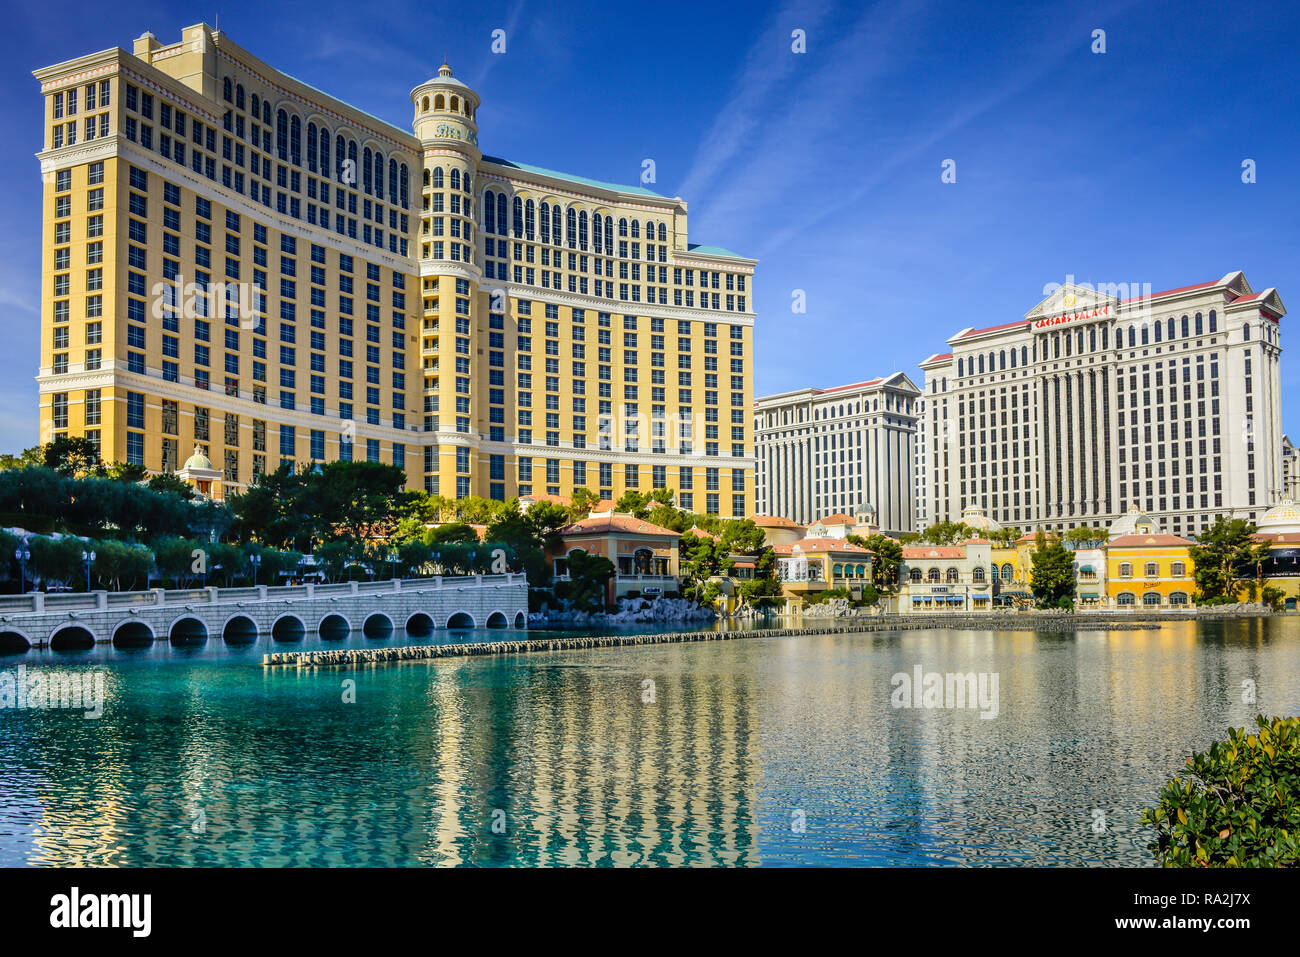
[1079,565,1094,573]
[1079,592,1099,598]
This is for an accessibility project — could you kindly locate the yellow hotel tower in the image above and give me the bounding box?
[34,24,757,514]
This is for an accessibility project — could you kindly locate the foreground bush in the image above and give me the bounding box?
[1140,715,1300,867]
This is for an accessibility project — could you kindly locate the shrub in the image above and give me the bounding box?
[1140,715,1300,867]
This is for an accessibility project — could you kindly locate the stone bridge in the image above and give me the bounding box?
[0,574,529,651]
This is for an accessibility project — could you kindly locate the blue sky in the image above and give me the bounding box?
[2,0,1298,453]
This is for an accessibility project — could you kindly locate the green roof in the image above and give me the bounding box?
[686,243,747,259]
[482,155,668,198]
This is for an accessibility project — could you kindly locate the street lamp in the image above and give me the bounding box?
[249,552,262,586]
[387,549,400,580]
[81,549,96,593]
[15,546,30,593]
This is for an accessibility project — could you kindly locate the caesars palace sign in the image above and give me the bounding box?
[1032,301,1112,329]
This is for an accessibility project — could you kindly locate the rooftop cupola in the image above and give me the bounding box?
[410,62,481,156]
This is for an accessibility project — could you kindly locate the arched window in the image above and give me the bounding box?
[978,355,985,373]
[566,207,577,247]
[263,101,271,126]
[990,564,1000,582]
[373,150,383,198]
[421,96,429,112]
[334,136,346,183]
[910,568,922,583]
[658,223,667,241]
[251,93,260,117]
[856,564,866,578]
[553,204,564,246]
[289,115,301,165]
[463,171,472,192]
[497,194,508,236]
[362,148,373,194]
[958,358,964,377]
[1167,317,1175,340]
[1143,592,1161,606]
[235,84,245,110]
[578,210,588,250]
[307,124,317,172]
[1243,323,1251,341]
[1208,309,1217,333]
[320,129,330,178]
[1117,592,1135,606]
[1002,563,1014,580]
[434,94,445,110]
[1169,591,1189,606]
[450,95,459,112]
[399,163,408,208]
[539,202,550,242]
[833,564,843,578]
[604,217,613,250]
[276,109,289,160]
[927,568,940,583]
[630,220,640,239]
[223,77,233,102]
[1021,345,1028,365]
[432,166,444,189]
[619,217,628,237]
[512,196,524,237]
[484,191,496,233]
[973,566,986,582]
[450,167,460,191]
[591,213,601,252]
[524,199,535,240]
[389,159,399,205]
[946,567,960,583]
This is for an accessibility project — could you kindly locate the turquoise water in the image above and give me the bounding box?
[1,617,1297,866]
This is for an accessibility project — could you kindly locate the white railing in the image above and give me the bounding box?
[0,573,526,617]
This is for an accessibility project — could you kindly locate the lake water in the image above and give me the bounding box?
[1,617,1296,866]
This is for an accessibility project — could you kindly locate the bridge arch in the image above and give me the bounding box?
[362,612,394,639]
[0,629,32,654]
[222,614,258,645]
[446,611,475,630]
[168,615,209,645]
[404,612,434,636]
[485,610,509,629]
[317,613,350,640]
[112,620,155,648]
[49,625,95,651]
[271,614,306,642]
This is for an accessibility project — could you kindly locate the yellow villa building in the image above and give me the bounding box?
[1105,533,1197,608]
[34,25,756,514]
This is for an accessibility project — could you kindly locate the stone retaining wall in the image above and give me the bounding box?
[262,608,1278,669]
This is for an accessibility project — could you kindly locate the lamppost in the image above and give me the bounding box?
[249,552,262,586]
[81,549,96,593]
[433,551,441,577]
[387,549,400,580]
[146,550,155,590]
[15,545,30,593]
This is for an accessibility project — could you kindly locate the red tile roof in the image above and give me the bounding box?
[774,537,873,555]
[819,513,857,525]
[1108,533,1195,548]
[561,515,682,537]
[749,514,803,528]
[822,378,882,394]
[902,546,965,559]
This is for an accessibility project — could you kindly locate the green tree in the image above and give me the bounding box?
[92,539,152,592]
[920,520,976,546]
[1030,541,1076,608]
[1190,517,1258,601]
[27,535,83,589]
[41,436,103,477]
[850,533,901,591]
[146,472,197,500]
[567,487,601,521]
[556,548,615,612]
[426,522,481,545]
[0,446,44,471]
